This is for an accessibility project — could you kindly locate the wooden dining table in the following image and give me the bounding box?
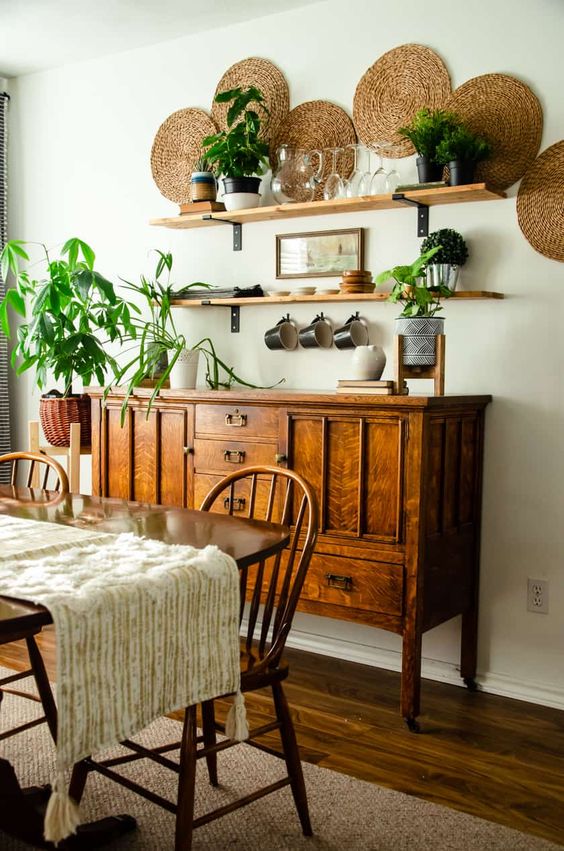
[0,484,290,849]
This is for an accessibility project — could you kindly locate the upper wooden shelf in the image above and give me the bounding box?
[171,291,504,307]
[150,183,506,230]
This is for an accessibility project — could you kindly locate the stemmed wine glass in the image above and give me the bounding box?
[323,148,345,200]
[344,144,368,198]
[369,144,388,195]
[357,146,374,196]
[380,141,401,191]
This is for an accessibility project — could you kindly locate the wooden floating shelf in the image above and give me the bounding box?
[171,291,504,308]
[151,183,506,230]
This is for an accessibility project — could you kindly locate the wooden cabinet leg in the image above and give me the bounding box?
[461,606,479,688]
[401,628,422,731]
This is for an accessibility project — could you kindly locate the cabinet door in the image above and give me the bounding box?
[288,414,405,543]
[102,403,188,507]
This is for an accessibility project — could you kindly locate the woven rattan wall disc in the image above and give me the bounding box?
[270,100,357,200]
[446,74,543,190]
[211,57,289,144]
[517,141,564,262]
[353,43,451,158]
[150,108,218,204]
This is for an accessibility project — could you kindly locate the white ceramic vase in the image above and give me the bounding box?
[350,345,386,380]
[169,348,200,389]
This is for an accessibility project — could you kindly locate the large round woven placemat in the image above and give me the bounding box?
[150,108,218,204]
[353,43,451,158]
[446,73,543,190]
[211,57,289,144]
[517,140,564,262]
[270,100,357,200]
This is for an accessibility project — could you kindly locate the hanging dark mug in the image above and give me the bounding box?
[298,312,333,349]
[334,312,369,349]
[264,314,298,350]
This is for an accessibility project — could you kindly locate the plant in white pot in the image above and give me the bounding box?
[202,86,270,211]
[0,238,136,446]
[107,251,279,424]
[376,247,452,366]
[420,228,468,291]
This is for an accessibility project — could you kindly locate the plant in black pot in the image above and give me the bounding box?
[0,238,137,446]
[376,247,452,366]
[420,228,468,291]
[436,125,491,186]
[202,86,270,211]
[398,108,461,183]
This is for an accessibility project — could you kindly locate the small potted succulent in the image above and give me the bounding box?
[436,125,491,186]
[420,228,469,291]
[202,86,270,211]
[376,247,452,365]
[190,154,217,202]
[398,108,460,183]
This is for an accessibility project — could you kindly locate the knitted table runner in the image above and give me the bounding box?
[0,515,247,843]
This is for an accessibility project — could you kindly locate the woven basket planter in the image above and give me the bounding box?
[39,395,91,447]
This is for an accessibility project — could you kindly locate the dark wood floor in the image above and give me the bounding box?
[2,630,563,847]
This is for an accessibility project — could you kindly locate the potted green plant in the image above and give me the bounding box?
[107,250,281,423]
[0,238,136,446]
[420,228,469,291]
[398,108,461,183]
[190,154,217,203]
[202,86,270,211]
[436,125,491,185]
[376,247,452,365]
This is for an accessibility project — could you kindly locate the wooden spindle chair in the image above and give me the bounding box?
[67,465,319,851]
[0,451,69,741]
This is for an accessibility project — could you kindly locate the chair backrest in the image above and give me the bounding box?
[200,465,319,674]
[0,451,69,494]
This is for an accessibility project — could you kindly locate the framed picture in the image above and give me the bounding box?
[276,228,364,279]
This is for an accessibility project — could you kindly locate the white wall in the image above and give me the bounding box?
[6,0,564,707]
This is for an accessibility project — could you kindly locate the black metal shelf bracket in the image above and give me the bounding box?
[202,215,242,251]
[392,194,429,237]
[200,300,241,333]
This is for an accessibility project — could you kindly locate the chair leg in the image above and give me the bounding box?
[272,682,312,836]
[201,700,218,787]
[26,636,57,742]
[175,705,197,851]
[69,760,90,804]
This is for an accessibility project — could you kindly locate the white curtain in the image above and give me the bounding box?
[0,92,11,479]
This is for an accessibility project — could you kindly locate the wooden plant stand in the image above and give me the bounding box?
[394,334,445,396]
[28,421,90,494]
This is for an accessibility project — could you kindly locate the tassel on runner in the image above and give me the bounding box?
[225,690,249,741]
[44,774,81,845]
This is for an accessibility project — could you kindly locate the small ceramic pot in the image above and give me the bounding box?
[350,345,386,380]
[298,313,333,349]
[169,348,200,389]
[396,317,444,366]
[191,171,217,202]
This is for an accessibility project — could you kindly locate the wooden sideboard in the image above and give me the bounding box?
[88,388,490,729]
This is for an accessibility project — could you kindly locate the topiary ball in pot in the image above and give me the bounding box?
[420,228,468,291]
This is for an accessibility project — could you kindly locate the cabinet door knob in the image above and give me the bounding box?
[183,446,193,455]
[223,449,245,463]
[275,453,288,464]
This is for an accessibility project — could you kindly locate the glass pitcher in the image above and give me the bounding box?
[270,145,323,204]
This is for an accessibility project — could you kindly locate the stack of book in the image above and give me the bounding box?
[179,200,225,214]
[336,379,395,395]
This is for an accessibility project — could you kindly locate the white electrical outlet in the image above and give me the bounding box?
[527,579,549,614]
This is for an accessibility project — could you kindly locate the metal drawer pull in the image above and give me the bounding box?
[223,449,246,463]
[325,573,353,591]
[225,412,247,427]
[223,496,246,511]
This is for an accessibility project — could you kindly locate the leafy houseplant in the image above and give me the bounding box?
[435,125,491,185]
[420,228,468,291]
[0,238,136,446]
[107,251,282,424]
[398,108,461,183]
[202,86,270,211]
[376,247,451,366]
[190,154,217,203]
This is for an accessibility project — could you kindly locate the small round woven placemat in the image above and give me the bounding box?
[270,100,357,199]
[446,73,543,190]
[150,108,218,204]
[517,140,564,262]
[211,57,289,144]
[353,43,451,157]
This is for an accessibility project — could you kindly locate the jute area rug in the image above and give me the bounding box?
[0,678,559,851]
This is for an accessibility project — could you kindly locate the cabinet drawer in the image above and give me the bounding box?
[193,438,278,473]
[194,473,275,518]
[195,404,278,438]
[301,554,404,616]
